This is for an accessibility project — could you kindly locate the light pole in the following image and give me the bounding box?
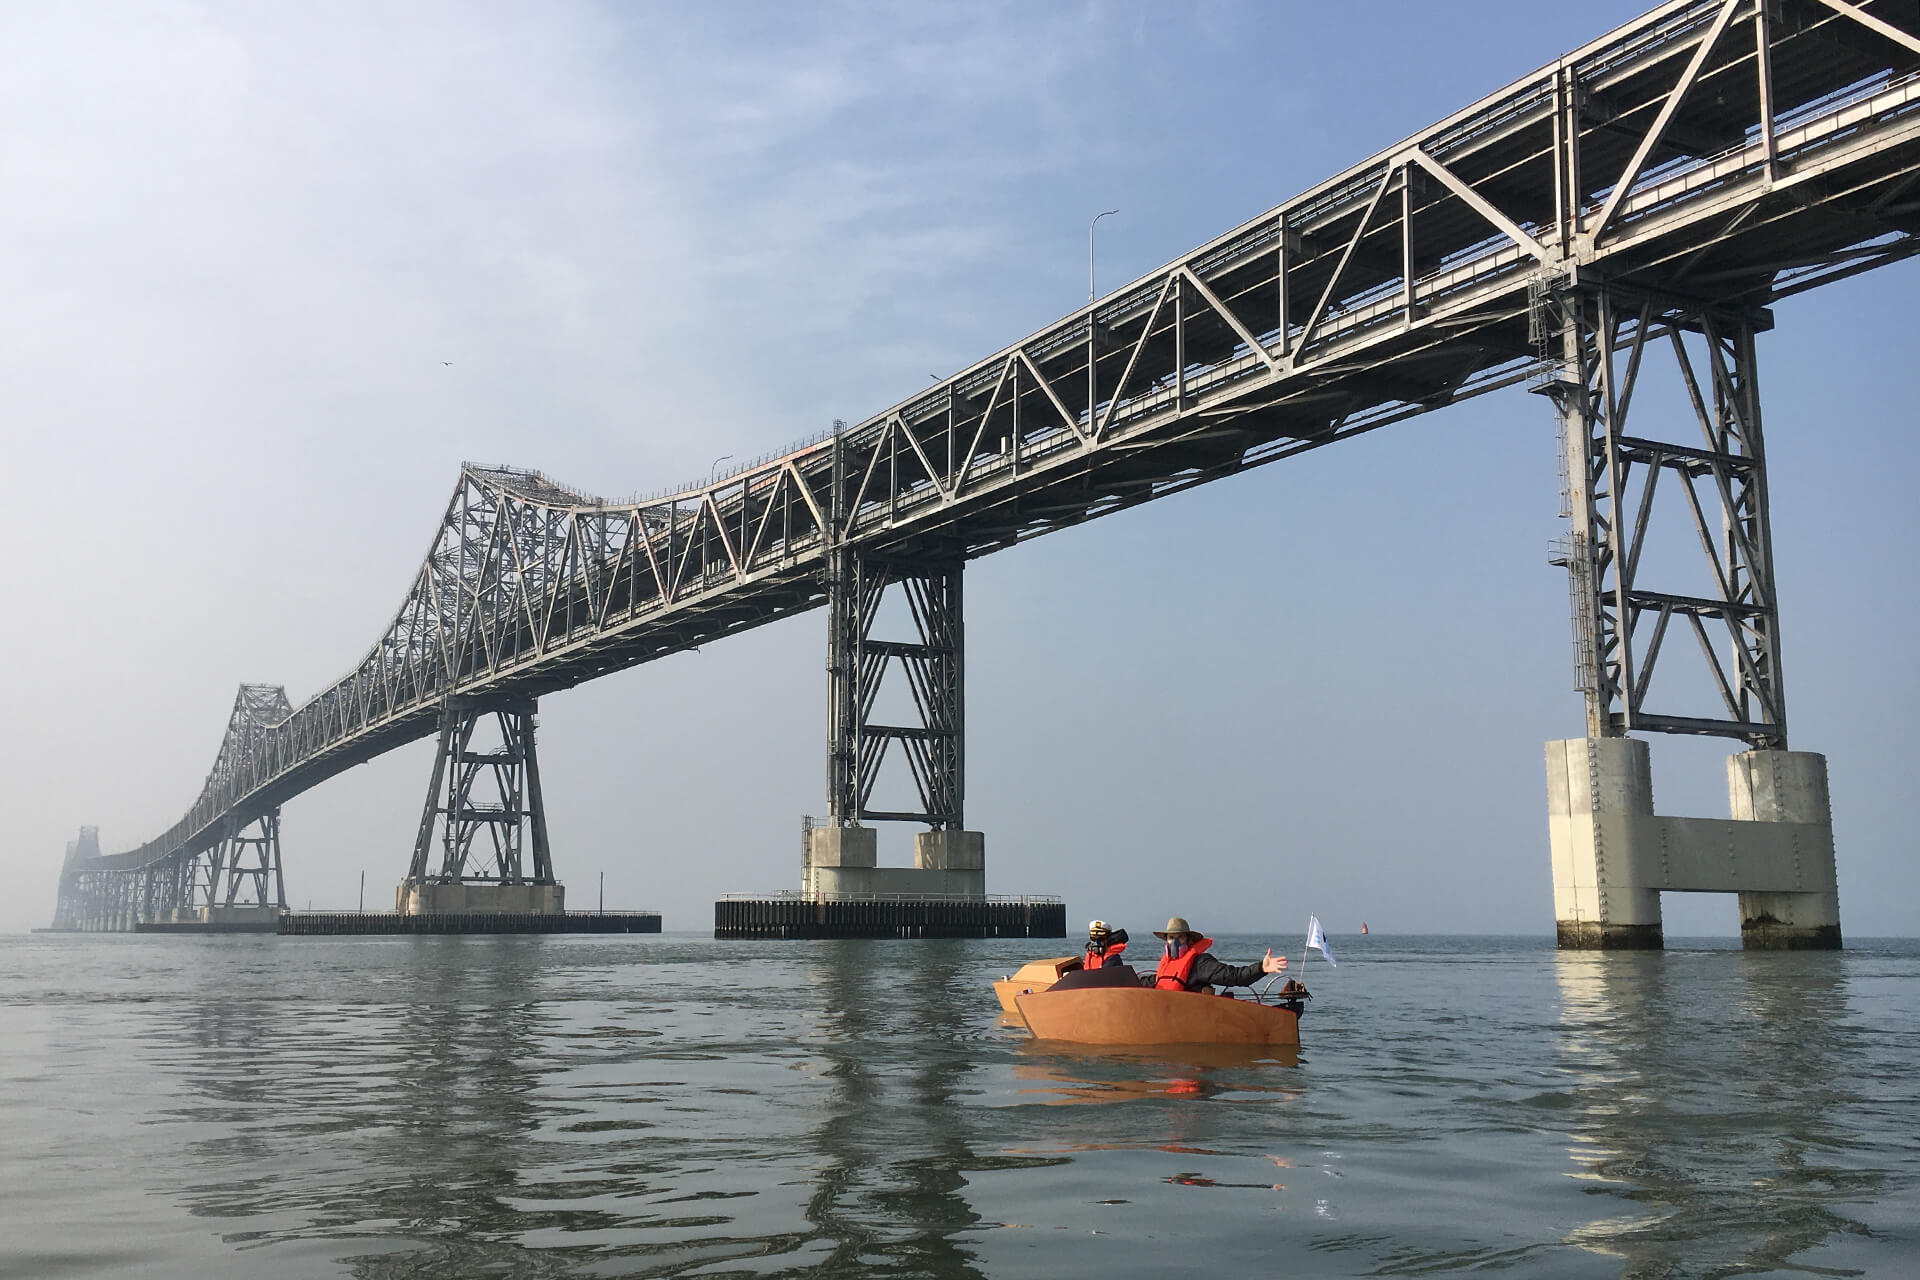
[708,454,733,486]
[1089,209,1119,436]
[1089,209,1119,304]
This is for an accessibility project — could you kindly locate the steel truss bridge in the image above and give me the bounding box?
[55,0,1920,930]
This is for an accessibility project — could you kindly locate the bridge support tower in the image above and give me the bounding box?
[398,700,564,915]
[803,549,987,899]
[1539,285,1838,949]
[172,810,288,926]
[51,817,288,931]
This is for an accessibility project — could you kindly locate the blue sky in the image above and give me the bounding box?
[3,1,1914,938]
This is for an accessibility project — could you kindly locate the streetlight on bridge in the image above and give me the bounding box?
[1089,209,1119,304]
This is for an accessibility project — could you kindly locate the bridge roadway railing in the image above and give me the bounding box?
[67,0,1920,896]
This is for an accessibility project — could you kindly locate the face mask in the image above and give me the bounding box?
[1165,938,1187,959]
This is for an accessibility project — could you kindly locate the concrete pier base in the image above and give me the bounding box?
[396,882,565,915]
[802,825,987,899]
[133,904,283,933]
[1547,737,1664,949]
[202,904,284,928]
[1546,739,1840,950]
[1730,750,1843,949]
[1556,919,1667,949]
[913,829,986,899]
[801,824,873,899]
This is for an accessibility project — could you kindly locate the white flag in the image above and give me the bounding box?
[1306,915,1336,966]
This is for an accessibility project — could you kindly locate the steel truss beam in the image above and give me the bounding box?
[1540,284,1786,746]
[825,551,965,830]
[404,700,555,888]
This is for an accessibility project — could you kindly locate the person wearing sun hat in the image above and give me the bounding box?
[1148,917,1286,993]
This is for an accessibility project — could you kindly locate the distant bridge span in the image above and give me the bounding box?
[57,0,1920,939]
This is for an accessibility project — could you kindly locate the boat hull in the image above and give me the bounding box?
[992,956,1082,1014]
[1015,986,1301,1046]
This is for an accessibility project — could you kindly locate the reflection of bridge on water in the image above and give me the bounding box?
[54,0,1920,945]
[1551,950,1876,1272]
[146,939,993,1275]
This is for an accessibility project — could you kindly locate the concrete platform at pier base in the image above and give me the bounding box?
[282,911,659,936]
[801,826,988,899]
[133,905,283,934]
[715,896,1065,940]
[395,881,565,915]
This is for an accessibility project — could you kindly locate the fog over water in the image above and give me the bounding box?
[3,1,1916,937]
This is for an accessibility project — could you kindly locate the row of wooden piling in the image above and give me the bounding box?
[714,898,1067,939]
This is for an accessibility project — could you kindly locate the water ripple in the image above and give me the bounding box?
[0,934,1915,1277]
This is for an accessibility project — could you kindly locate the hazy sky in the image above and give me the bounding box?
[5,1,1915,939]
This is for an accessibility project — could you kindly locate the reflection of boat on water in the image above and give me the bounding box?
[998,960,1311,1045]
[1009,1039,1302,1105]
[1018,1039,1301,1074]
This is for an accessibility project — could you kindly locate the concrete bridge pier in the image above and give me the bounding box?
[801,824,986,899]
[728,545,1060,940]
[202,809,288,925]
[1546,737,1662,949]
[398,699,565,916]
[810,548,989,899]
[1729,749,1842,950]
[1541,288,1840,951]
[160,810,289,928]
[51,813,290,932]
[1547,738,1840,950]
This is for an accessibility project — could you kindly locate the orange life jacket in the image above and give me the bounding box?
[1154,937,1214,990]
[1085,939,1128,969]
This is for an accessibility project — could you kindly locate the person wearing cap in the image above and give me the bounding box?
[1148,917,1285,993]
[1083,920,1130,970]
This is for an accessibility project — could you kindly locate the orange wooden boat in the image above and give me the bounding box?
[1015,975,1309,1046]
[993,956,1081,1013]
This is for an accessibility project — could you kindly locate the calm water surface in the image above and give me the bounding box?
[1,932,1915,1278]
